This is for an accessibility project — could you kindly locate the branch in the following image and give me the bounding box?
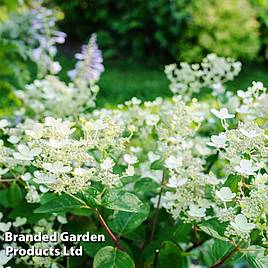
[94,208,125,251]
[210,245,240,268]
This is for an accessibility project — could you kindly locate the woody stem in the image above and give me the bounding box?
[94,208,124,251]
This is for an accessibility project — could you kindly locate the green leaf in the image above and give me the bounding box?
[34,193,86,213]
[82,186,99,207]
[9,202,50,224]
[0,189,10,208]
[108,202,149,235]
[122,225,145,241]
[157,241,188,268]
[150,159,164,170]
[7,182,23,207]
[64,217,97,235]
[223,174,242,192]
[142,224,179,262]
[134,178,159,196]
[40,192,55,204]
[199,218,229,241]
[100,189,143,213]
[82,231,113,258]
[201,239,238,267]
[212,240,234,262]
[173,222,192,242]
[121,175,140,185]
[251,229,264,246]
[93,246,135,268]
[245,252,268,268]
[68,207,94,217]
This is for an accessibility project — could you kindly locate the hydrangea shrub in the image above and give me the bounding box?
[0,3,268,268]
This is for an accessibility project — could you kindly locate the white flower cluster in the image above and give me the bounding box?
[7,116,131,194]
[207,109,268,242]
[16,32,103,119]
[146,100,212,221]
[16,74,99,119]
[91,96,214,222]
[141,101,268,244]
[95,91,268,245]
[2,2,103,120]
[1,38,268,260]
[165,53,241,99]
[236,81,268,122]
[0,0,64,76]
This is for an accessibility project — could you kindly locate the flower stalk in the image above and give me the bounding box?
[94,208,124,251]
[66,192,125,251]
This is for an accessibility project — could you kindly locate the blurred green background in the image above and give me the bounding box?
[1,0,268,115]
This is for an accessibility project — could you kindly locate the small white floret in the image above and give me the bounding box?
[235,159,258,176]
[123,154,138,165]
[230,214,255,233]
[211,108,235,120]
[216,187,236,202]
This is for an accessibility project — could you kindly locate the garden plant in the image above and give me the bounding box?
[0,1,268,268]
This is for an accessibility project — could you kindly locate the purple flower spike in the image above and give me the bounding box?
[68,33,104,83]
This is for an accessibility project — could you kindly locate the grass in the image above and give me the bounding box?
[58,55,171,108]
[227,61,268,90]
[97,60,171,107]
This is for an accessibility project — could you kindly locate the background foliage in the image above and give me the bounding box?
[0,0,34,108]
[180,0,261,61]
[56,0,268,61]
[55,0,189,60]
[2,0,268,115]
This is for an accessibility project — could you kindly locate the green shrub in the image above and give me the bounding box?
[54,0,189,60]
[179,0,261,61]
[0,1,35,90]
[251,0,268,60]
[0,81,21,116]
